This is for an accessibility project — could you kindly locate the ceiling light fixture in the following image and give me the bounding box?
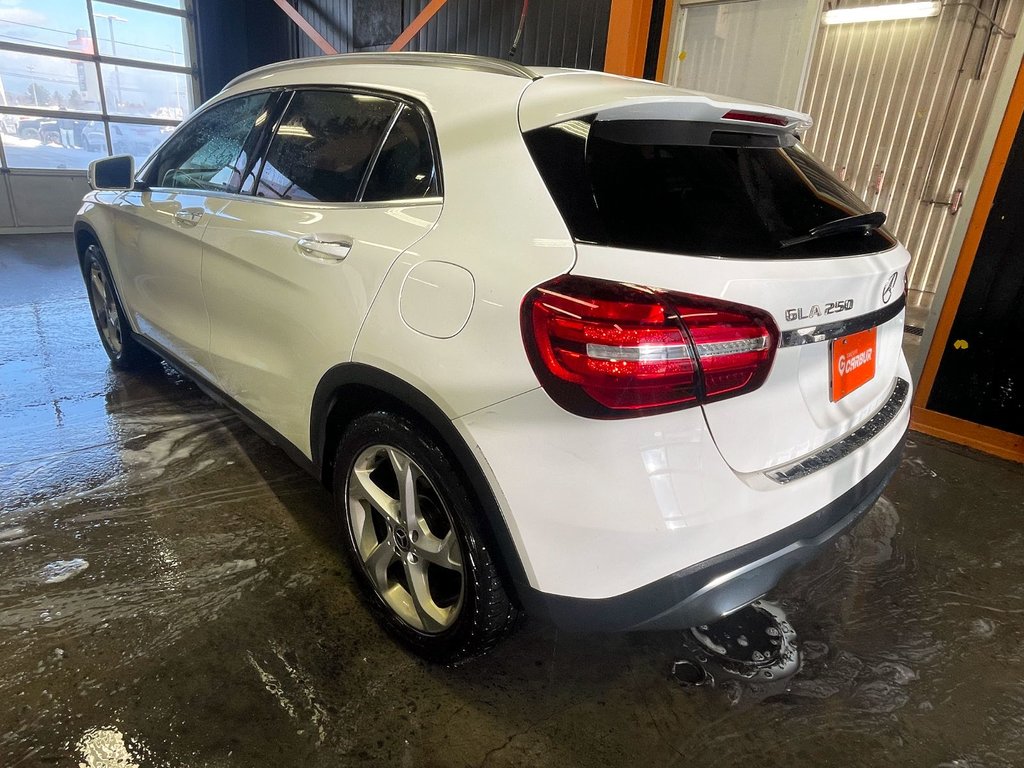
[822,1,942,25]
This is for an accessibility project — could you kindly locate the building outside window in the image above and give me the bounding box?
[0,0,197,172]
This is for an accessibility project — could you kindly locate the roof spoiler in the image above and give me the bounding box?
[593,101,812,134]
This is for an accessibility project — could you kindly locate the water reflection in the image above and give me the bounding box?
[76,727,146,768]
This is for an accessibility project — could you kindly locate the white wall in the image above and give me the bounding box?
[801,0,1024,304]
[0,171,89,234]
[663,0,821,110]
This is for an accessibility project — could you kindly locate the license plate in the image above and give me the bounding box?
[830,327,877,401]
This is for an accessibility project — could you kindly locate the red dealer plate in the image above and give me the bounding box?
[830,327,877,402]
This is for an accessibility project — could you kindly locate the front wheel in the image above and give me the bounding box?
[333,411,518,663]
[82,243,155,370]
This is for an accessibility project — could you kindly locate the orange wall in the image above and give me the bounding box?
[605,0,654,78]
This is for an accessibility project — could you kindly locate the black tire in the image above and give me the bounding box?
[81,242,156,371]
[333,411,518,663]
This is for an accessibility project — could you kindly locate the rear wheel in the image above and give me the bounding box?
[333,411,518,663]
[82,243,155,370]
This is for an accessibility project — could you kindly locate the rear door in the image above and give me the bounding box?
[524,105,910,474]
[200,90,443,451]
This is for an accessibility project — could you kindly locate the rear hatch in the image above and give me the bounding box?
[521,75,910,474]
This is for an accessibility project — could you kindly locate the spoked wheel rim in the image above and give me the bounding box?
[86,249,123,355]
[347,444,465,634]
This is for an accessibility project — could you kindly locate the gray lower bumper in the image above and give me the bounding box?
[521,431,906,632]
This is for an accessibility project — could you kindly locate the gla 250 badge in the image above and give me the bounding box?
[784,299,854,323]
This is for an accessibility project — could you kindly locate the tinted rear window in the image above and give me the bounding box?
[362,104,440,201]
[524,117,895,258]
[255,90,397,203]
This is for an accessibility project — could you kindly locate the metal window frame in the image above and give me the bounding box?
[242,85,446,205]
[0,0,199,171]
[96,0,188,18]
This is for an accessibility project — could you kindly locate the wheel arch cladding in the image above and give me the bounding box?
[311,363,529,601]
[74,223,100,266]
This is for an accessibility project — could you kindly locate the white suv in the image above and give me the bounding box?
[76,53,911,662]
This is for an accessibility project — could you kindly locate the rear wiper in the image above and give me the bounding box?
[780,211,886,249]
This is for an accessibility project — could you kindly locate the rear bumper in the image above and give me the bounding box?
[520,432,905,631]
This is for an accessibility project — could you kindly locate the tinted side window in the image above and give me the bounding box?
[148,93,273,192]
[362,105,439,201]
[524,118,896,259]
[255,91,397,203]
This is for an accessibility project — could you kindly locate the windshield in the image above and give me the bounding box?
[524,117,895,259]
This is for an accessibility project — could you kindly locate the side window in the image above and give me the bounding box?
[254,91,398,203]
[148,93,273,193]
[362,105,440,201]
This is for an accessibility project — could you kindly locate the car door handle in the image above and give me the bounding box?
[173,208,204,227]
[296,236,352,263]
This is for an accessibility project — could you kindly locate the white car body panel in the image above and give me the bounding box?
[455,353,910,598]
[201,197,441,454]
[109,189,229,378]
[349,66,577,419]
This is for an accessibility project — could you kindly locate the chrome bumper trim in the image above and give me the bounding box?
[765,377,910,484]
[780,295,905,347]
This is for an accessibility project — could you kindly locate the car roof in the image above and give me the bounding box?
[219,52,811,134]
[224,52,540,91]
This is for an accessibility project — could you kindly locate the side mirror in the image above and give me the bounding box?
[88,155,135,191]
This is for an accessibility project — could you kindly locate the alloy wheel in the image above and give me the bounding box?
[87,252,123,355]
[347,444,465,634]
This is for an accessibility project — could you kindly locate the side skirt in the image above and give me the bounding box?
[132,334,321,481]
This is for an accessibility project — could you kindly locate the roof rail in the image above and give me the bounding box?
[224,52,539,91]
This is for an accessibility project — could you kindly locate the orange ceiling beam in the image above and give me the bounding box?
[270,0,338,55]
[389,0,452,52]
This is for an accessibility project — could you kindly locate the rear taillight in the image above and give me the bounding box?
[521,275,778,418]
[721,109,790,127]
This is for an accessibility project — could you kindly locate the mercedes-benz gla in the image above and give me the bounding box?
[76,53,911,662]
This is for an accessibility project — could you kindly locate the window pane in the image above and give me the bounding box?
[108,121,171,166]
[363,105,438,201]
[0,49,101,113]
[0,112,103,168]
[149,93,272,192]
[92,2,187,66]
[525,118,895,259]
[0,0,91,53]
[101,62,191,119]
[256,91,397,203]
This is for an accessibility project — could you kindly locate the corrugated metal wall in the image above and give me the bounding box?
[294,0,610,69]
[803,0,1022,307]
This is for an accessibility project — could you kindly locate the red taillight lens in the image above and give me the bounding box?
[521,276,778,418]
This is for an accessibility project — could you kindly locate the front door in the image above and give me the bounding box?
[113,91,276,377]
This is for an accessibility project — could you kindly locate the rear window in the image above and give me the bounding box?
[255,90,397,203]
[524,116,895,258]
[362,104,440,201]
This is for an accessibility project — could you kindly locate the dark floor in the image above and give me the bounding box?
[2,234,1023,768]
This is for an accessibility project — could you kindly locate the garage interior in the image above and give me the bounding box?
[1,1,1023,766]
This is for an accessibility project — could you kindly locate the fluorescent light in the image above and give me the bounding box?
[276,125,312,138]
[822,1,941,25]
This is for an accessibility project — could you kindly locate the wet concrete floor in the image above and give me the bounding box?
[2,233,1023,767]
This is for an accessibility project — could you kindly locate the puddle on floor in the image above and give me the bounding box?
[671,600,802,704]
